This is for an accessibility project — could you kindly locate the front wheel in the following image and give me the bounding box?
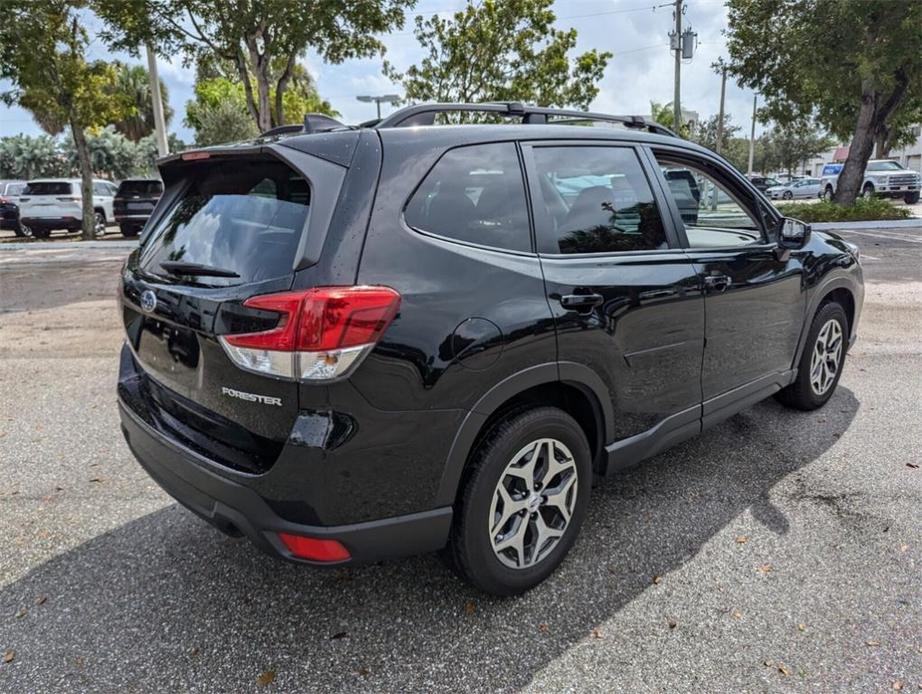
[119,224,139,238]
[445,407,592,595]
[93,211,106,237]
[13,223,31,238]
[862,183,876,199]
[823,186,834,201]
[905,191,920,204]
[776,302,848,411]
[782,190,793,200]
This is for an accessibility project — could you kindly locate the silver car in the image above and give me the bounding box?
[767,177,823,200]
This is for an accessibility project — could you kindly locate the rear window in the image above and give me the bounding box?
[118,180,163,196]
[138,159,310,285]
[24,181,72,195]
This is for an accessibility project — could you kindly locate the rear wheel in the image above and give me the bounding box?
[13,223,31,238]
[94,211,106,237]
[776,302,848,411]
[862,183,876,199]
[905,191,920,204]
[445,407,591,595]
[31,226,51,239]
[120,224,139,238]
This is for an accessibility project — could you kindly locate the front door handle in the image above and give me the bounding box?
[559,293,604,312]
[703,274,731,293]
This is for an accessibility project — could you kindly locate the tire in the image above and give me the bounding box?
[31,226,51,239]
[775,302,848,411]
[823,186,834,201]
[782,190,793,200]
[905,191,920,204]
[13,223,31,238]
[120,224,139,238]
[861,183,875,199]
[445,406,592,596]
[93,211,106,237]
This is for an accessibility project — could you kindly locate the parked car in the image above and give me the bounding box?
[113,178,163,237]
[820,160,921,203]
[766,177,823,200]
[748,175,782,193]
[18,178,117,238]
[118,102,864,595]
[0,180,27,237]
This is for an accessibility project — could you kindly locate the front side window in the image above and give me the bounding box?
[405,142,530,252]
[531,146,668,254]
[138,159,310,285]
[866,161,903,172]
[656,155,763,248]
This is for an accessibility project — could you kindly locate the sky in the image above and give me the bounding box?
[0,0,763,142]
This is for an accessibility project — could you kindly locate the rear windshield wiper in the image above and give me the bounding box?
[159,261,240,278]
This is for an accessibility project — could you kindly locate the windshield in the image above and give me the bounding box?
[867,161,904,172]
[119,180,163,196]
[24,181,72,195]
[138,159,310,286]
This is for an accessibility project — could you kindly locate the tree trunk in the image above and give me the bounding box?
[274,55,296,126]
[71,119,96,241]
[835,86,878,205]
[874,126,892,159]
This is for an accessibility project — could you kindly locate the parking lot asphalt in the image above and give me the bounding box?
[1,226,921,693]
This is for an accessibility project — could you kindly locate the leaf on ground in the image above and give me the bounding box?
[900,544,909,552]
[731,610,742,619]
[357,666,370,677]
[667,618,678,630]
[14,608,26,619]
[891,680,903,691]
[778,663,791,676]
[590,628,602,639]
[797,623,807,632]
[330,632,348,640]
[757,564,773,574]
[34,595,47,606]
[538,623,550,634]
[256,670,276,687]
[735,535,749,544]
[190,647,199,656]
[865,640,880,646]
[906,463,919,469]
[88,478,104,483]
[652,575,662,585]
[464,601,475,616]
[2,650,13,664]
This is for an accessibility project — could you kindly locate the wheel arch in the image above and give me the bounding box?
[434,362,613,507]
[792,278,859,370]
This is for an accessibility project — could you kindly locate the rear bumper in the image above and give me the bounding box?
[118,398,453,564]
[21,216,81,230]
[114,214,149,222]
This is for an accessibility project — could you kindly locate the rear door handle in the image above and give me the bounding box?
[703,274,731,293]
[559,293,604,312]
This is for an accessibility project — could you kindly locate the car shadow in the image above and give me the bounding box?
[0,389,859,691]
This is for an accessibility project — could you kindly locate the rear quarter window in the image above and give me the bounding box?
[138,159,310,286]
[118,180,163,196]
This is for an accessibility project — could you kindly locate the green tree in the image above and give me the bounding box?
[1,0,133,239]
[112,62,174,142]
[0,135,71,179]
[97,0,414,132]
[136,132,185,173]
[692,113,741,154]
[191,95,260,146]
[61,126,138,180]
[759,122,832,175]
[384,0,611,109]
[724,0,922,204]
[649,101,691,138]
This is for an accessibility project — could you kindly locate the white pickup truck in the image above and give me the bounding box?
[820,160,921,204]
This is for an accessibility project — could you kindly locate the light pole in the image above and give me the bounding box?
[356,94,401,120]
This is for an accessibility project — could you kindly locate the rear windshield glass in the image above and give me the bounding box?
[138,159,310,285]
[24,181,72,195]
[118,180,163,196]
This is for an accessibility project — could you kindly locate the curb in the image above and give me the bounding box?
[811,219,922,231]
[0,240,138,251]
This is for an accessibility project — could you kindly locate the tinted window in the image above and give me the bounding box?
[118,180,163,196]
[532,146,667,254]
[405,143,530,252]
[656,156,763,248]
[138,159,310,285]
[24,181,72,195]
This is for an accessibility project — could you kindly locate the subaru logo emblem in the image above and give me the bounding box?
[140,289,157,313]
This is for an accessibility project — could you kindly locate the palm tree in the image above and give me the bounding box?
[112,63,173,142]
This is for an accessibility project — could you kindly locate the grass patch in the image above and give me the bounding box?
[775,197,912,223]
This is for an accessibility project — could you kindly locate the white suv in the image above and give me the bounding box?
[821,160,921,204]
[19,178,118,238]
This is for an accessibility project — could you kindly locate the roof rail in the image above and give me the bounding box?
[373,102,677,137]
[259,113,349,138]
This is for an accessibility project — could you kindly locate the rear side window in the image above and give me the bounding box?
[118,180,163,196]
[24,181,72,195]
[405,142,531,252]
[138,159,310,285]
[532,146,668,254]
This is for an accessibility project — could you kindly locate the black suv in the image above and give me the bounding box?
[113,178,163,237]
[118,103,864,595]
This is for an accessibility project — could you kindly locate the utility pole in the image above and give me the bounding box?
[672,0,682,132]
[747,94,757,176]
[715,66,727,155]
[145,44,169,157]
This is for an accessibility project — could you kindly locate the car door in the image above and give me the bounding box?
[650,147,806,424]
[523,141,705,451]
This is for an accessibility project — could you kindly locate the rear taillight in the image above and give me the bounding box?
[219,286,400,381]
[0,196,8,204]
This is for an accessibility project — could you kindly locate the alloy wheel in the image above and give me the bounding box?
[94,213,106,237]
[810,318,843,395]
[488,438,578,570]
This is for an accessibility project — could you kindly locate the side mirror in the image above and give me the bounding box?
[778,217,811,249]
